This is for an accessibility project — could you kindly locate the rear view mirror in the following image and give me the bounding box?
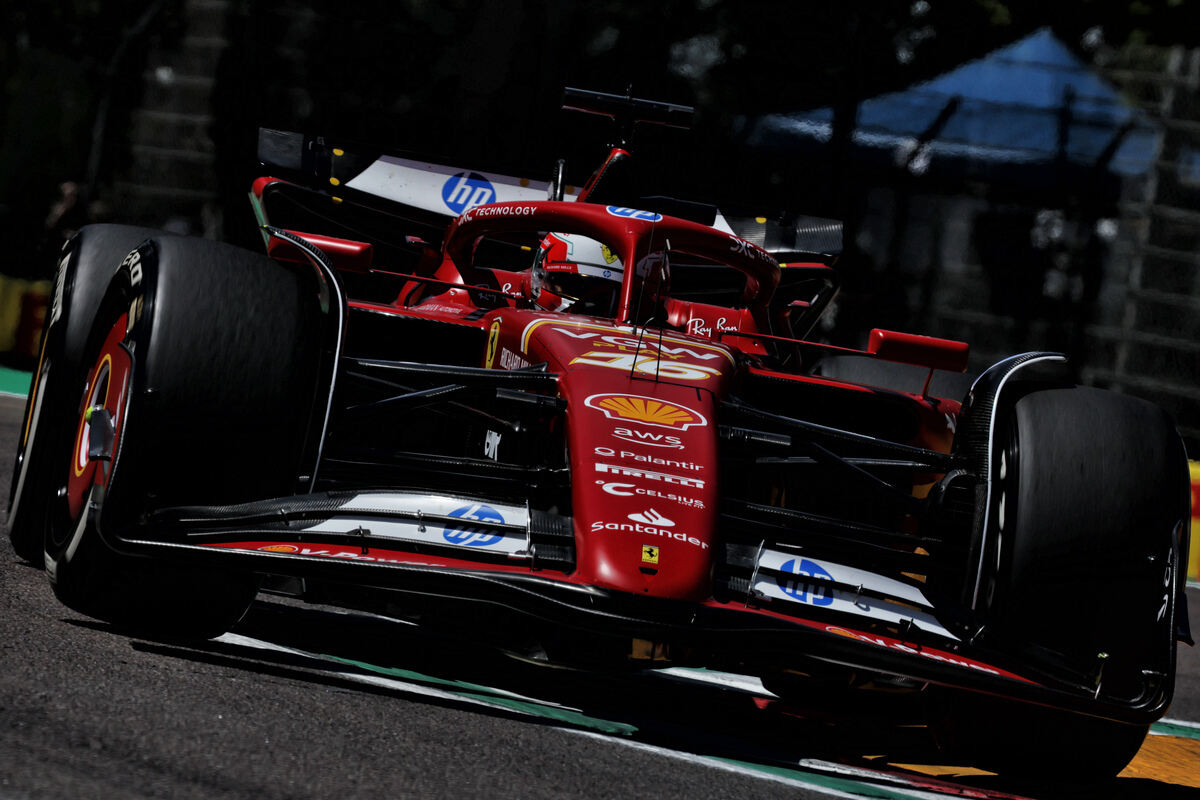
[867,329,969,374]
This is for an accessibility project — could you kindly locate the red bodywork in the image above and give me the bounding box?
[214,180,1061,699]
[260,195,965,607]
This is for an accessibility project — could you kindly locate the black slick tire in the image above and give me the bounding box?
[935,384,1189,779]
[8,225,163,563]
[44,233,327,639]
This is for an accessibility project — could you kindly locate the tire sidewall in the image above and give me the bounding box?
[8,227,161,562]
[986,384,1186,700]
[39,230,323,638]
[44,241,152,605]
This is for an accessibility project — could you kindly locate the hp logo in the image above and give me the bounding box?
[605,206,662,222]
[777,558,834,606]
[443,503,505,547]
[443,172,496,214]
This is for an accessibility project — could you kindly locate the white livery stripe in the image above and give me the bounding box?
[756,549,935,609]
[335,492,530,528]
[754,549,956,640]
[302,517,528,557]
[752,578,955,640]
[344,156,573,218]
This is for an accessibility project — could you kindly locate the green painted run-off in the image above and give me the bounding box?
[0,367,30,397]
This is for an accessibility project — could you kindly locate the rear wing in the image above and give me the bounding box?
[562,86,694,147]
[257,129,573,219]
[256,81,843,262]
[558,88,841,260]
[722,213,843,263]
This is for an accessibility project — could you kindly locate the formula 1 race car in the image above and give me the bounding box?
[8,88,1192,779]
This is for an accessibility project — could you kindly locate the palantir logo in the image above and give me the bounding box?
[443,503,506,547]
[443,172,496,214]
[778,558,834,606]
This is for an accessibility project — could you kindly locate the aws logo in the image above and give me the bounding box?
[612,426,683,449]
[584,393,707,431]
[443,172,496,214]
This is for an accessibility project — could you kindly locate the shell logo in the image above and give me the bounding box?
[259,544,300,553]
[584,393,708,430]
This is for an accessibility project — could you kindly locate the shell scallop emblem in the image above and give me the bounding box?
[584,393,708,430]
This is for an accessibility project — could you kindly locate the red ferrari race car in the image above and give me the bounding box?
[9,88,1192,779]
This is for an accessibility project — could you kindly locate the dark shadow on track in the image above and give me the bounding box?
[77,597,1200,800]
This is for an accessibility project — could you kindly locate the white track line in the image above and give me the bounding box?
[1160,717,1200,728]
[1155,717,1200,731]
[216,632,576,710]
[570,732,957,800]
[220,633,957,798]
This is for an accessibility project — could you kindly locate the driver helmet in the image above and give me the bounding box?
[532,232,624,314]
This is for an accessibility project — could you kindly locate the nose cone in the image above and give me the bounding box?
[566,381,720,601]
[514,314,734,601]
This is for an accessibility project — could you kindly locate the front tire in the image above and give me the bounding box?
[8,225,163,563]
[937,383,1189,778]
[993,386,1187,699]
[44,233,327,639]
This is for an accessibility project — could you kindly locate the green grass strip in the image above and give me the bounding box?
[326,654,944,796]
[1151,719,1200,740]
[0,366,30,396]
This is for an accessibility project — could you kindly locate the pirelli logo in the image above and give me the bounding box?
[594,462,705,489]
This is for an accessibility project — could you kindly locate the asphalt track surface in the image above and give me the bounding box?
[1,393,1198,799]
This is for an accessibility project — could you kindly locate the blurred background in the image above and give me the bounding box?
[1,0,1198,453]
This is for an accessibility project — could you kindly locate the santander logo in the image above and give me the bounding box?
[628,509,674,527]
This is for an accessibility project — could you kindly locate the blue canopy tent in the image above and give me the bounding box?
[745,28,1158,189]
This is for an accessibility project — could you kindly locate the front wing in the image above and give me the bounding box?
[96,488,1174,725]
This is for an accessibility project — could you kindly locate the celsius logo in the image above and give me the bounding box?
[628,509,674,527]
[606,206,662,223]
[778,558,834,606]
[443,503,505,547]
[443,172,496,214]
[596,481,706,509]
